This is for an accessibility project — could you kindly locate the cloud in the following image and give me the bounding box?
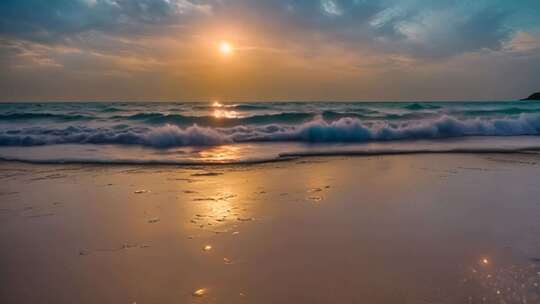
[1,0,534,58]
[202,0,532,59]
[504,31,540,53]
[0,0,212,42]
[321,0,344,16]
[0,0,540,101]
[385,5,512,58]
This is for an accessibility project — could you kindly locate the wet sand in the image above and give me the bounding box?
[1,154,540,303]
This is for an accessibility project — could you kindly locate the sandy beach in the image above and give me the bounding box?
[3,0,540,302]
[1,153,539,303]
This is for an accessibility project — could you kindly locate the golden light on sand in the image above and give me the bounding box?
[219,41,233,55]
[192,288,207,297]
[196,145,244,163]
[212,101,223,107]
[203,245,212,251]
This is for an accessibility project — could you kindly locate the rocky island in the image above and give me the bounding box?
[522,92,540,100]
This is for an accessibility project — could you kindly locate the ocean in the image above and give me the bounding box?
[2,101,540,164]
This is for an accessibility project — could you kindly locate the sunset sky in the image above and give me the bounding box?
[1,0,539,101]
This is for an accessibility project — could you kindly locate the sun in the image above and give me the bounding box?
[219,41,233,56]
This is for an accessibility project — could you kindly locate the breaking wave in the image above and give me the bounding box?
[2,114,540,148]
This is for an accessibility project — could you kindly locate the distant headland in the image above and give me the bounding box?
[522,92,540,100]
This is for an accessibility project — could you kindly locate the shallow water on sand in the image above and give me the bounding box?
[1,154,540,303]
[3,136,540,165]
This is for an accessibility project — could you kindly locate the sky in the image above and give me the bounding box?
[1,0,540,102]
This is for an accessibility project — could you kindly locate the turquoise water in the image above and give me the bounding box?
[2,101,540,163]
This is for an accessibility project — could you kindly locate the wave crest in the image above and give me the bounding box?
[2,114,540,148]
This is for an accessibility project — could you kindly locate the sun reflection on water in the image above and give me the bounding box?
[213,109,239,119]
[211,100,241,119]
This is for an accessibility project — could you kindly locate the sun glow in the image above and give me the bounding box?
[219,41,233,55]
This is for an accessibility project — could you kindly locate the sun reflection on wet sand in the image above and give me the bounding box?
[465,256,540,303]
[196,145,244,163]
[192,288,207,297]
[182,179,255,235]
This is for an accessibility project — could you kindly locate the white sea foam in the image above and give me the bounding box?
[2,114,540,147]
[3,102,540,164]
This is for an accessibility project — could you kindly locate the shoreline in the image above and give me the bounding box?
[1,147,540,166]
[4,136,540,166]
